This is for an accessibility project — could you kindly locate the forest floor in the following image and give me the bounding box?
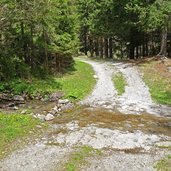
[0,58,171,171]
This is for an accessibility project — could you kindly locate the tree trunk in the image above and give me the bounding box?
[105,37,109,58]
[83,27,88,55]
[89,37,94,57]
[109,37,113,58]
[157,26,168,57]
[100,37,104,58]
[43,28,48,71]
[95,37,99,57]
[21,22,27,62]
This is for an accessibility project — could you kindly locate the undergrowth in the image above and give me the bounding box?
[0,60,95,101]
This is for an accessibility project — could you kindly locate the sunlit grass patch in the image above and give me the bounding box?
[140,61,171,105]
[0,113,40,158]
[113,72,127,96]
[58,60,96,101]
[63,146,102,171]
[154,155,171,171]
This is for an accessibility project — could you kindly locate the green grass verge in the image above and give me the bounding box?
[113,72,127,96]
[0,60,95,101]
[0,113,40,158]
[140,62,171,105]
[63,146,102,171]
[154,155,171,171]
[58,60,95,100]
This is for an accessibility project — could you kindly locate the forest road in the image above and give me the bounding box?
[0,59,171,171]
[80,59,171,116]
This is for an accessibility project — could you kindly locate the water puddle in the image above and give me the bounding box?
[53,107,171,137]
[0,100,56,114]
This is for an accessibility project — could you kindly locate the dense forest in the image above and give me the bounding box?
[0,0,171,80]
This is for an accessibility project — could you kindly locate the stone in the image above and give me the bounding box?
[49,92,63,102]
[93,75,98,79]
[45,113,55,121]
[13,95,25,101]
[60,103,74,111]
[58,99,69,104]
[21,110,27,114]
[168,67,171,73]
[13,106,19,110]
[52,106,58,112]
[49,110,57,115]
[36,114,45,121]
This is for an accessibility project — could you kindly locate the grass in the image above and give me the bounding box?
[113,72,127,96]
[140,61,171,105]
[154,155,171,171]
[0,113,40,158]
[58,60,95,101]
[63,146,102,171]
[0,60,95,101]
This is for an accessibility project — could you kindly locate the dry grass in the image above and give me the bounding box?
[139,57,171,105]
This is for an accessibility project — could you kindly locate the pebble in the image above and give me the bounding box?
[58,99,69,104]
[36,114,45,121]
[13,106,19,110]
[45,113,55,121]
[21,109,27,114]
[13,95,25,101]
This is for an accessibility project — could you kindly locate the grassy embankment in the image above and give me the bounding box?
[113,72,127,96]
[0,60,95,158]
[139,59,171,105]
[0,60,95,101]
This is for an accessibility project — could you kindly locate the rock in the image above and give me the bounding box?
[13,106,19,110]
[93,75,98,79]
[13,95,25,101]
[45,113,55,121]
[36,114,45,121]
[49,92,63,102]
[21,110,27,114]
[58,99,69,104]
[52,106,58,112]
[168,67,171,73]
[60,103,74,111]
[49,110,57,115]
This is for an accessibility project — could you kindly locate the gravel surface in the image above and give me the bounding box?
[83,150,169,171]
[0,142,71,171]
[81,60,171,116]
[80,60,117,108]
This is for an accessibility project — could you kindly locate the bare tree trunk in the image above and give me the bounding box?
[89,36,94,57]
[157,26,167,57]
[43,28,48,71]
[100,37,104,58]
[109,37,113,58]
[95,37,99,57]
[83,27,88,55]
[105,37,109,58]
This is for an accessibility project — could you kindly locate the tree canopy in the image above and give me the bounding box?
[0,0,171,80]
